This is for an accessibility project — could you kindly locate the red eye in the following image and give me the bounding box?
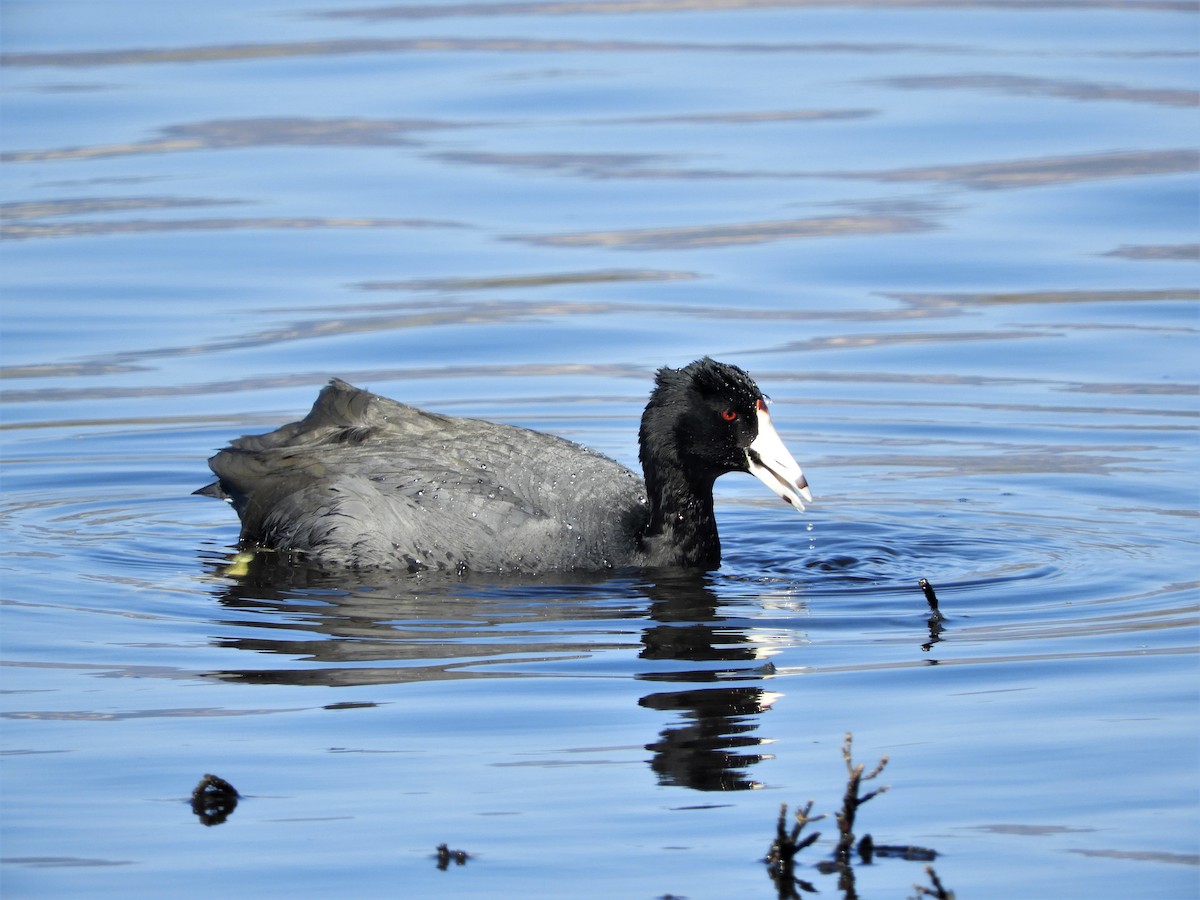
[721,408,738,422]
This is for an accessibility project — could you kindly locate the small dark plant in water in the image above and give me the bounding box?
[764,734,946,900]
[764,800,825,897]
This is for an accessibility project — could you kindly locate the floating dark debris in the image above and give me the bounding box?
[435,843,470,870]
[190,773,239,827]
[873,843,938,862]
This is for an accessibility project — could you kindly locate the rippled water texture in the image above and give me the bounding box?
[2,1,1198,898]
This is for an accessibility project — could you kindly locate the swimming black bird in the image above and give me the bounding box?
[198,358,811,574]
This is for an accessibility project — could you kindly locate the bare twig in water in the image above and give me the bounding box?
[911,865,955,899]
[764,800,824,898]
[834,732,889,864]
[435,843,470,870]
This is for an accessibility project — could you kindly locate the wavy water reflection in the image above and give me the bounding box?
[1103,243,1198,260]
[875,73,1199,107]
[2,117,473,164]
[845,148,1200,189]
[10,287,1194,394]
[2,216,462,242]
[198,562,790,790]
[320,0,1198,19]
[1,37,1001,72]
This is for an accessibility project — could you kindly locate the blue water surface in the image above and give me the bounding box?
[2,1,1198,898]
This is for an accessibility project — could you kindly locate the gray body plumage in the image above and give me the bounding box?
[200,379,649,573]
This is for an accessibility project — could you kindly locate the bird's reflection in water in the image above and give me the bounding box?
[201,551,801,790]
[642,686,778,791]
[637,571,780,790]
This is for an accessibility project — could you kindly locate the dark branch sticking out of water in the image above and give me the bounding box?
[919,577,941,617]
[919,577,947,653]
[190,773,239,827]
[831,732,889,864]
[763,734,947,900]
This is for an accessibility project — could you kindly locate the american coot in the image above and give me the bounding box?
[198,358,811,574]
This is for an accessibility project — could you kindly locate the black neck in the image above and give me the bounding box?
[639,462,721,569]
